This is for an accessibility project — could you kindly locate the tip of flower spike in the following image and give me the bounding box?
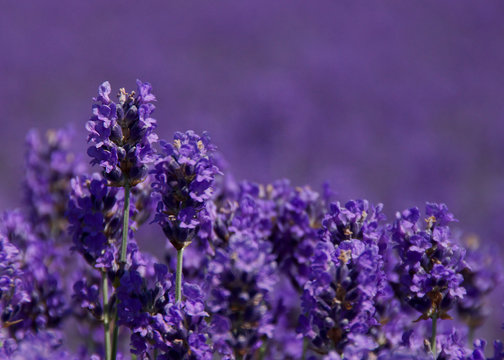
[136,79,156,102]
[95,81,111,104]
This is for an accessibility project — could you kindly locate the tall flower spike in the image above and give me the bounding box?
[116,264,212,359]
[152,130,220,304]
[67,174,127,269]
[24,127,85,240]
[0,211,68,338]
[299,238,384,356]
[456,236,502,337]
[388,203,466,356]
[206,230,277,359]
[152,130,220,251]
[86,80,158,187]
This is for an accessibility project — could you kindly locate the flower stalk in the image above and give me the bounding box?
[102,271,111,360]
[175,247,184,303]
[431,313,438,358]
[111,184,131,360]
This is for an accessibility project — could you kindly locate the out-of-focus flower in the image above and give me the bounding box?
[24,127,86,240]
[206,228,277,358]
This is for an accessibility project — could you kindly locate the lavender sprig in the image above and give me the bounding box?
[152,130,220,302]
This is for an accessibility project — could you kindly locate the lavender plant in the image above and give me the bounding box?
[0,79,503,360]
[152,131,220,303]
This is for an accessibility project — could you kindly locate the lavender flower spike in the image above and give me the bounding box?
[152,130,220,251]
[86,80,158,187]
[153,131,220,303]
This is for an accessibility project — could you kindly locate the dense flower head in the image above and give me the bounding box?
[206,229,277,359]
[86,80,158,186]
[152,130,220,250]
[67,174,128,269]
[300,238,385,356]
[117,263,211,359]
[0,233,29,328]
[262,180,326,291]
[389,203,466,320]
[0,330,79,360]
[0,211,68,338]
[320,199,387,249]
[24,127,85,240]
[456,236,502,330]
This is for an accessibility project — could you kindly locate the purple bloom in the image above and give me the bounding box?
[456,236,502,331]
[389,203,466,321]
[206,229,277,358]
[152,130,220,250]
[0,330,79,360]
[24,127,86,240]
[299,237,385,355]
[86,80,158,186]
[67,174,127,269]
[0,211,68,338]
[116,263,211,359]
[320,199,387,249]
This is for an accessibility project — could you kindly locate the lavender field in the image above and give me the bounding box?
[1,1,504,359]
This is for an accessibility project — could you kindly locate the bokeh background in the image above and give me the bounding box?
[1,0,503,341]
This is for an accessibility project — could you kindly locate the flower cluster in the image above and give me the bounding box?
[389,204,466,321]
[300,235,384,356]
[152,131,220,250]
[0,80,503,360]
[206,229,277,358]
[117,263,211,359]
[0,211,68,338]
[87,80,158,186]
[24,127,85,240]
[67,174,126,269]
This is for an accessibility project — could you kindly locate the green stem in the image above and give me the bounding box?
[120,185,131,266]
[301,337,307,360]
[468,326,475,345]
[431,313,438,358]
[175,247,184,303]
[102,271,111,360]
[111,185,131,360]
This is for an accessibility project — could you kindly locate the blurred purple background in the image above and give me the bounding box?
[1,0,503,340]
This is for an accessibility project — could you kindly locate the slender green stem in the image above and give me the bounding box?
[120,185,131,266]
[431,313,438,358]
[111,185,131,360]
[301,337,307,360]
[468,326,475,345]
[175,247,184,303]
[102,271,111,360]
[111,317,119,360]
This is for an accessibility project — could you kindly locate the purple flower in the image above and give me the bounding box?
[206,229,277,358]
[86,80,158,186]
[299,238,385,355]
[0,211,68,338]
[116,264,211,359]
[152,130,220,250]
[24,127,86,240]
[456,236,502,331]
[0,330,79,360]
[389,203,466,321]
[320,199,387,249]
[67,174,126,269]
